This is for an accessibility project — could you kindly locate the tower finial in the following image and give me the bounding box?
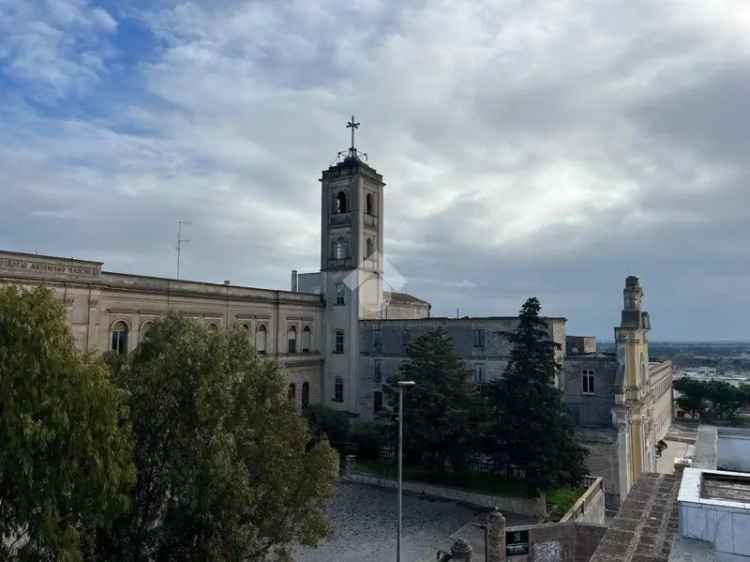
[346,115,360,158]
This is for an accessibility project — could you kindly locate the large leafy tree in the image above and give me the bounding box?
[0,286,134,561]
[387,327,481,472]
[674,377,748,421]
[99,314,337,562]
[486,298,587,493]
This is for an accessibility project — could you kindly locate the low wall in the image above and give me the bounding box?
[345,472,547,517]
[559,477,606,526]
[505,522,607,562]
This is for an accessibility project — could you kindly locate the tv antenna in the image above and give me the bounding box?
[176,220,192,279]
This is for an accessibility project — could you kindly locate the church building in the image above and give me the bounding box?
[0,120,671,508]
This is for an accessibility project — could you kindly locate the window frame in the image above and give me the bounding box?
[302,326,311,353]
[334,330,345,354]
[334,377,344,402]
[255,324,268,354]
[111,321,129,355]
[473,329,485,348]
[287,325,297,354]
[473,364,485,384]
[373,390,383,413]
[335,282,346,306]
[582,369,595,395]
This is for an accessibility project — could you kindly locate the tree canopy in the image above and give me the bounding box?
[387,327,482,472]
[0,286,134,562]
[674,377,749,421]
[485,297,588,492]
[99,314,338,562]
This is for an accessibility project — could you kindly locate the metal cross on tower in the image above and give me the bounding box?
[346,115,360,156]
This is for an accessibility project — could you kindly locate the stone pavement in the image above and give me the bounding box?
[589,473,680,562]
[295,481,533,562]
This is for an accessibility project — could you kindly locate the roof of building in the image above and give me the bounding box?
[589,472,681,562]
[385,291,431,306]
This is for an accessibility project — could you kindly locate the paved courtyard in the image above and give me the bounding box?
[296,482,533,562]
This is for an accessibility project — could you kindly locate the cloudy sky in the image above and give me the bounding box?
[1,0,749,341]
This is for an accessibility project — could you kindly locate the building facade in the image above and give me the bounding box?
[0,127,671,507]
[564,276,673,508]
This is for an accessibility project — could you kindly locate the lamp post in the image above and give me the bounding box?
[396,380,415,562]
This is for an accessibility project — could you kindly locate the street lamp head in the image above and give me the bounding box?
[397,380,416,388]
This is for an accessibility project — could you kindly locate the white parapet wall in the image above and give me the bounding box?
[718,428,750,473]
[678,467,750,560]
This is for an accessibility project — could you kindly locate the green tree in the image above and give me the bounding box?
[706,380,745,420]
[486,298,587,493]
[673,377,706,419]
[303,403,352,449]
[98,314,337,562]
[387,327,481,472]
[0,286,134,562]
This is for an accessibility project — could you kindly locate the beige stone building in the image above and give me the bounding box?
[0,252,325,406]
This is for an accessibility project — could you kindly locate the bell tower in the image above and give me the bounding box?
[320,117,385,412]
[613,275,654,495]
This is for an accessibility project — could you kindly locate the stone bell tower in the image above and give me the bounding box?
[319,117,385,412]
[613,275,653,494]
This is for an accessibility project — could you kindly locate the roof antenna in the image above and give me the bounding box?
[176,220,191,279]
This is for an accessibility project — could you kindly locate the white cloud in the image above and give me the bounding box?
[2,0,750,338]
[0,0,117,99]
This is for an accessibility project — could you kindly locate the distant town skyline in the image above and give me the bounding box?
[2,1,749,340]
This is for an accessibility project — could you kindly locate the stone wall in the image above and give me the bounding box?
[503,522,607,562]
[560,477,606,526]
[564,355,618,427]
[575,427,626,510]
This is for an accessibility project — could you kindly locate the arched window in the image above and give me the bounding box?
[241,323,251,341]
[208,323,218,332]
[366,192,374,216]
[256,324,267,354]
[287,326,297,354]
[288,383,296,402]
[140,322,154,343]
[302,326,311,353]
[334,377,344,403]
[302,381,310,407]
[366,238,374,258]
[335,191,347,214]
[111,321,129,355]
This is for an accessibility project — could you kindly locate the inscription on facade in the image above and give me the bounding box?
[0,257,98,277]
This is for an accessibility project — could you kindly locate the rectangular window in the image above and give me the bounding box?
[334,330,345,354]
[401,330,410,354]
[335,283,345,306]
[582,369,595,394]
[374,359,382,384]
[373,391,383,413]
[473,329,485,348]
[371,329,383,354]
[473,364,485,384]
[334,377,344,402]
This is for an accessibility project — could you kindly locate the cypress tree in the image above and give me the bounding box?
[487,298,587,493]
